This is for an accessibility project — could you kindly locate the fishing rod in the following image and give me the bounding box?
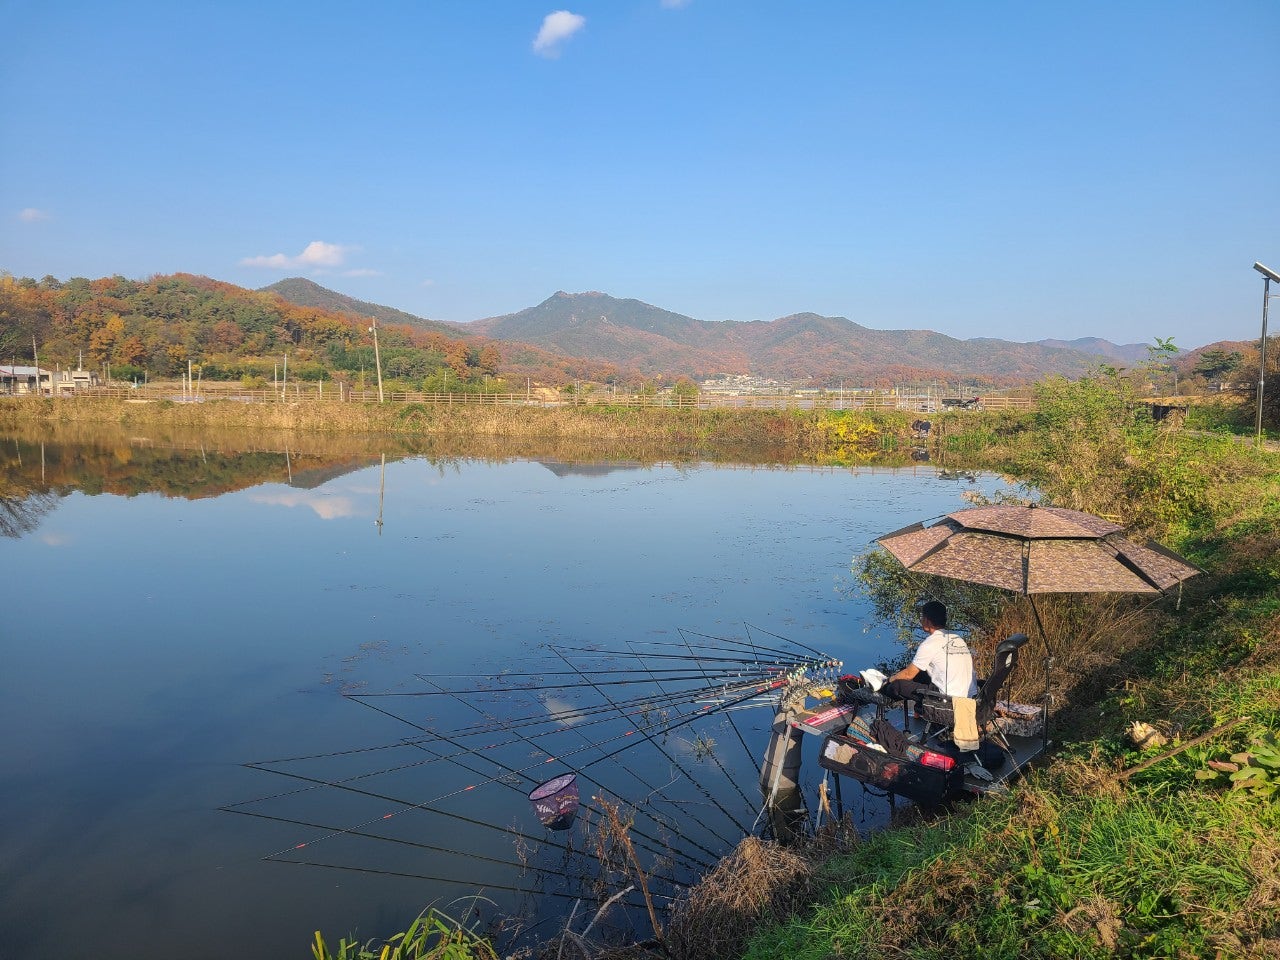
[679,629,777,769]
[419,675,740,874]
[557,633,824,663]
[627,640,757,814]
[407,670,778,686]
[534,649,807,669]
[393,670,786,697]
[229,806,603,885]
[373,669,795,743]
[547,647,752,841]
[586,629,818,658]
[351,689,718,872]
[743,622,835,660]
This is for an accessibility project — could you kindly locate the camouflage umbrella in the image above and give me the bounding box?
[875,504,1200,746]
[876,504,1200,598]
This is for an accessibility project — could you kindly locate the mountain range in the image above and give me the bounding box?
[264,279,1156,385]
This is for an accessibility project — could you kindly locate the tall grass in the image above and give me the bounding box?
[0,397,938,467]
[311,908,500,960]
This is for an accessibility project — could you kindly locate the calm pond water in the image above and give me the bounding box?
[0,433,1004,958]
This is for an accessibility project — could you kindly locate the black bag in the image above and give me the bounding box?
[818,733,962,806]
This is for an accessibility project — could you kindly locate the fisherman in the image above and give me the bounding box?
[885,600,977,702]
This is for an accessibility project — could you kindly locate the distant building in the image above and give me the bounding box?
[699,374,791,395]
[0,365,101,395]
[56,368,100,393]
[0,365,53,395]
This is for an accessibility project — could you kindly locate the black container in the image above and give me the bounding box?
[817,733,963,806]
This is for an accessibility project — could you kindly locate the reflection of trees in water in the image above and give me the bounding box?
[0,487,59,538]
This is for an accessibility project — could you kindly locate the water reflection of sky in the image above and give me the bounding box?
[0,455,1007,959]
[248,489,358,519]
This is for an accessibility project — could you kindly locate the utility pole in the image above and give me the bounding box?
[370,318,384,403]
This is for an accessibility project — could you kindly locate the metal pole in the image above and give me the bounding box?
[1258,276,1270,448]
[371,319,384,403]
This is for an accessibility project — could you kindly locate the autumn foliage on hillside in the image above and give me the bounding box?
[0,273,624,390]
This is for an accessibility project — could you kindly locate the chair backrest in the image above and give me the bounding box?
[978,633,1029,711]
[916,632,1031,733]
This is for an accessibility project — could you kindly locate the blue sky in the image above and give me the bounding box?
[2,1,1276,348]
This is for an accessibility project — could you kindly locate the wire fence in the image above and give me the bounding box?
[23,381,1036,411]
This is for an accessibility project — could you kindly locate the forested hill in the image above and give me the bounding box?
[0,272,610,390]
[260,277,461,338]
[1034,337,1152,364]
[468,291,1121,382]
[4,272,1230,389]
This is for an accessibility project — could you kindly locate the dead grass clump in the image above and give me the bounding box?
[664,837,813,960]
[973,592,1157,708]
[1060,897,1125,952]
[1048,748,1126,800]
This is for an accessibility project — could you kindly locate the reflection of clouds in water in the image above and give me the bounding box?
[543,696,587,726]
[251,490,356,520]
[40,532,70,546]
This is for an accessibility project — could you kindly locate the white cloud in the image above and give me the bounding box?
[240,240,351,270]
[660,0,691,7]
[342,268,382,277]
[533,10,585,58]
[296,240,346,267]
[420,278,436,287]
[250,490,356,520]
[18,207,50,222]
[40,532,69,546]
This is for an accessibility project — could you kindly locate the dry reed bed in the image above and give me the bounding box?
[1,397,922,462]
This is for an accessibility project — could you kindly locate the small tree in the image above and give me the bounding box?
[1194,348,1243,385]
[672,377,700,401]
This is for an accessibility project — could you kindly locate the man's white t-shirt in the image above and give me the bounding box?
[911,629,978,698]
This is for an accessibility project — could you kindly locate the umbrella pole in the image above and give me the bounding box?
[1030,597,1053,751]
